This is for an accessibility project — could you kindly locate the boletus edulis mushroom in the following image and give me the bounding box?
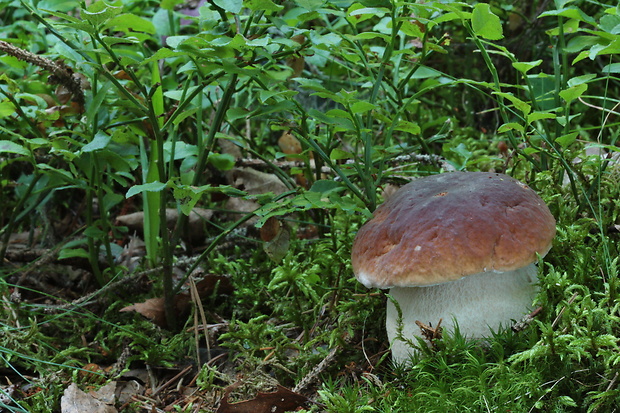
[351,172,556,364]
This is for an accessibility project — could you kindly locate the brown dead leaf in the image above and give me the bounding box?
[120,275,233,328]
[277,131,302,159]
[259,217,281,242]
[229,168,288,195]
[260,217,289,263]
[120,297,167,327]
[287,35,306,78]
[61,382,117,413]
[217,383,308,413]
[116,208,213,243]
[226,168,289,224]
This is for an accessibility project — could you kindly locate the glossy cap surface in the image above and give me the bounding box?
[351,172,556,288]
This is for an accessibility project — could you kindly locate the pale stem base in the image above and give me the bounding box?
[386,263,539,365]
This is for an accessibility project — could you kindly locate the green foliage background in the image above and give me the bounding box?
[0,0,619,411]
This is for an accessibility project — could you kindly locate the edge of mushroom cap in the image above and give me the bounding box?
[351,172,556,289]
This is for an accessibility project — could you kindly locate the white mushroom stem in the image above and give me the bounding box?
[386,263,539,365]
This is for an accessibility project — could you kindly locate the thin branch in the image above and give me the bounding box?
[0,40,85,106]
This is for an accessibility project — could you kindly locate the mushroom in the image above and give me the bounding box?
[351,172,556,364]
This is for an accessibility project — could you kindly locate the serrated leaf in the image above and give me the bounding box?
[472,3,504,40]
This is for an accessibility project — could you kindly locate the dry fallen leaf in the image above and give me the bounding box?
[116,208,213,242]
[120,297,167,327]
[225,167,289,224]
[61,382,117,413]
[277,131,302,159]
[217,383,308,413]
[120,276,233,328]
[260,217,290,263]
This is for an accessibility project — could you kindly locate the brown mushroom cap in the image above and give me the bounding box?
[352,172,556,288]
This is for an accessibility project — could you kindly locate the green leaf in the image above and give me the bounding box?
[539,7,596,25]
[0,101,15,118]
[527,112,557,124]
[295,0,325,11]
[555,132,578,148]
[346,3,379,24]
[329,148,353,160]
[498,122,524,133]
[213,0,242,13]
[602,62,620,73]
[309,180,345,195]
[350,101,377,114]
[83,1,123,27]
[472,3,504,40]
[140,47,186,65]
[545,18,580,36]
[82,131,111,153]
[565,35,602,53]
[0,140,29,155]
[244,0,283,12]
[58,247,90,260]
[512,60,543,74]
[107,13,156,34]
[493,92,531,116]
[37,0,80,12]
[161,0,184,10]
[208,153,235,171]
[567,74,596,87]
[399,20,424,37]
[600,14,620,34]
[394,121,421,135]
[354,32,391,42]
[559,83,587,104]
[348,7,389,18]
[126,181,167,198]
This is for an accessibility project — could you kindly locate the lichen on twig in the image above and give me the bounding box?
[0,40,85,106]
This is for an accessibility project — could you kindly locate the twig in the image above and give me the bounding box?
[293,345,340,393]
[551,292,579,329]
[0,40,84,105]
[512,306,543,332]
